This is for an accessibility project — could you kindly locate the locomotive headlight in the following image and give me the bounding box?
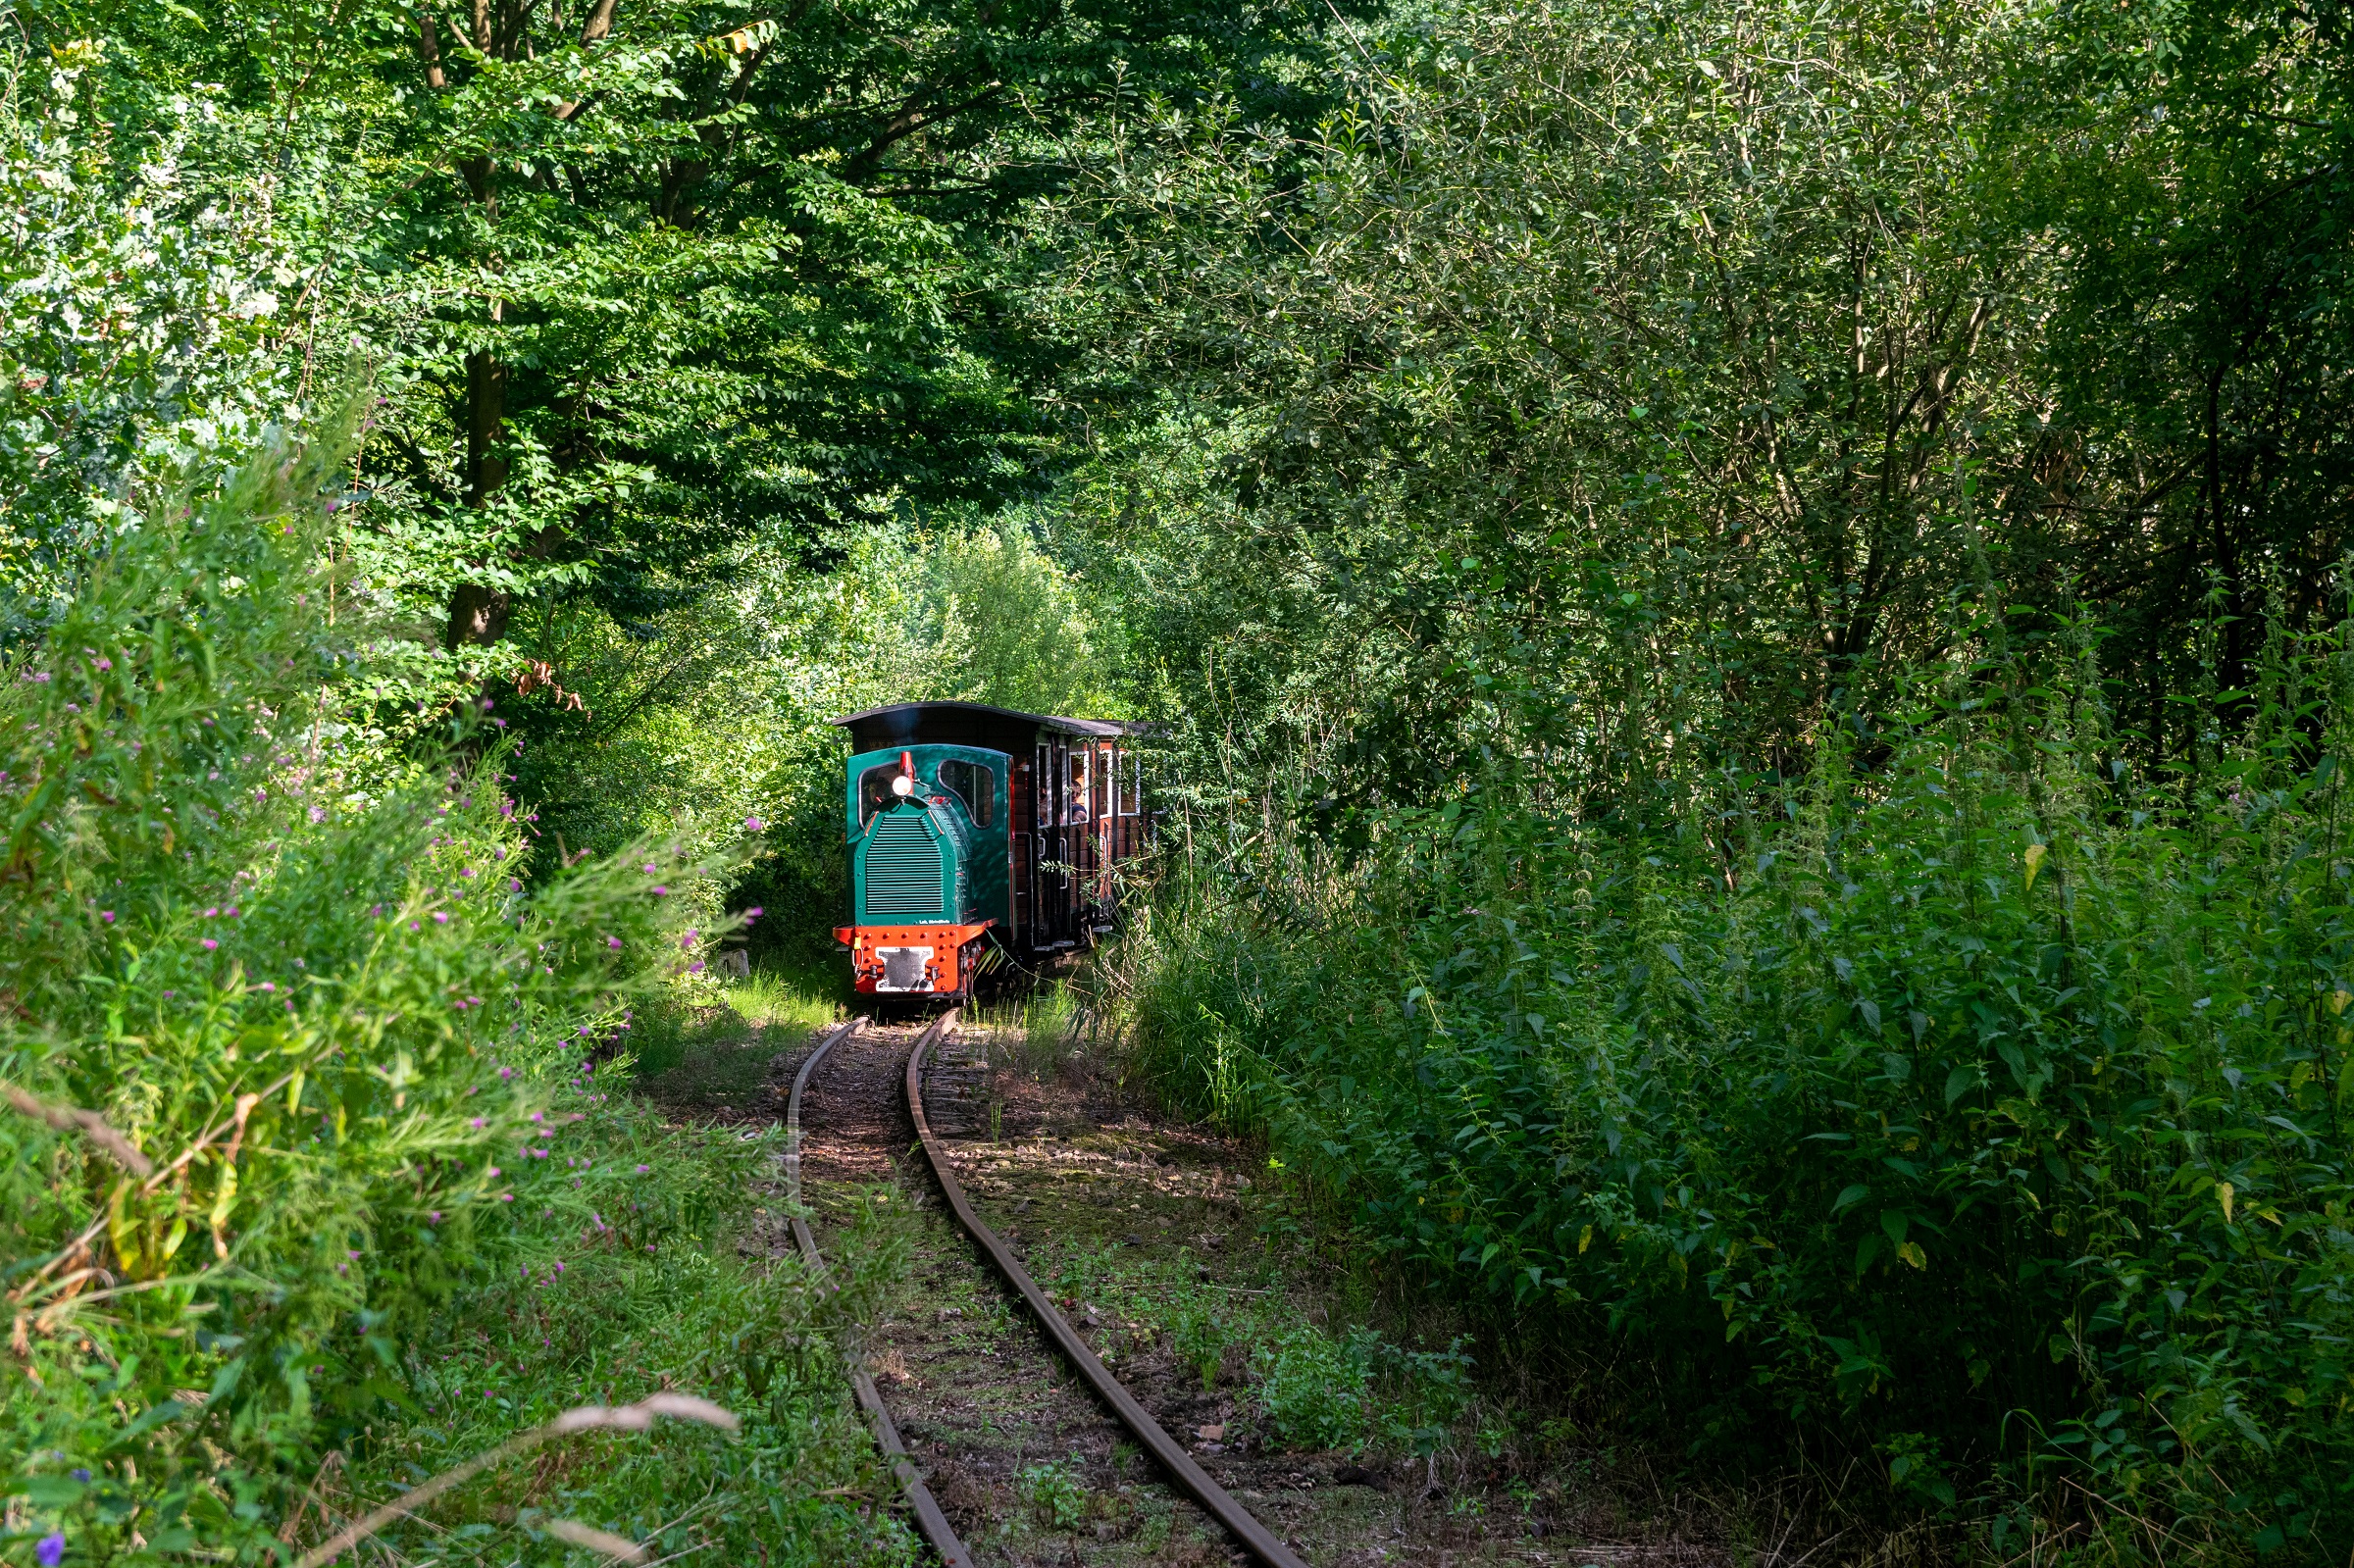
[891,774,915,797]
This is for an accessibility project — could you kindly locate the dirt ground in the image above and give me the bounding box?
[727,1016,1741,1568]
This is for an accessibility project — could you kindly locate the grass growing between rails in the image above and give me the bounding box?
[1111,625,2354,1562]
[330,1113,918,1568]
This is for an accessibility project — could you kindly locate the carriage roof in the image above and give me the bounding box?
[830,701,1141,756]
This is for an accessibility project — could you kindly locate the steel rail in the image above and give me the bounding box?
[905,1019,1308,1568]
[785,1016,973,1568]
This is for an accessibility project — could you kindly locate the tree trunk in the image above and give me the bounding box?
[447,347,512,649]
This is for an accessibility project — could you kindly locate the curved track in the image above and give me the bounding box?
[784,1016,973,1568]
[793,1010,1309,1568]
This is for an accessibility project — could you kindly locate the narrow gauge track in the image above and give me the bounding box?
[790,1011,1308,1568]
[784,1016,972,1567]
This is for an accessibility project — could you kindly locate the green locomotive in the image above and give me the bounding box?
[831,702,1146,999]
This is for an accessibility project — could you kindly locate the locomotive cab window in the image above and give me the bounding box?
[938,759,995,826]
[857,763,906,827]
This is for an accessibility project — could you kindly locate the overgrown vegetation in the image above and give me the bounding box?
[6,0,2351,1553]
[1113,620,2354,1555]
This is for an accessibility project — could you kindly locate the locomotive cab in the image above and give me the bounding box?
[833,744,1008,998]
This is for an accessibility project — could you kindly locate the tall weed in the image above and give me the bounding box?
[0,398,741,1560]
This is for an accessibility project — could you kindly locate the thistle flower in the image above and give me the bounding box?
[201,937,218,951]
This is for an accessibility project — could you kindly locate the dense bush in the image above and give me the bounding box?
[1118,628,2354,1555]
[0,389,743,1561]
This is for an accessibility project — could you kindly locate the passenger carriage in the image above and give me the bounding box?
[830,701,1148,1000]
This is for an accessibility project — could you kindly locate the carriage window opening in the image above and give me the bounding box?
[1068,750,1091,823]
[857,764,904,827]
[1121,758,1141,816]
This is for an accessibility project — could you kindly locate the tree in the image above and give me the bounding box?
[23,0,1345,662]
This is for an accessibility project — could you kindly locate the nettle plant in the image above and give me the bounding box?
[0,395,739,1561]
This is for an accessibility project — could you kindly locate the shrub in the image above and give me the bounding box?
[0,394,732,1561]
[1120,629,2354,1554]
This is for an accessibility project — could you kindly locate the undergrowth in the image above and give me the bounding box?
[1111,609,2354,1561]
[339,1125,917,1567]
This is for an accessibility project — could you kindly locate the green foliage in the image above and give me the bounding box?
[0,372,754,1558]
[1118,612,2354,1549]
[0,42,300,630]
[340,1123,916,1567]
[1016,1458,1090,1531]
[514,520,1122,964]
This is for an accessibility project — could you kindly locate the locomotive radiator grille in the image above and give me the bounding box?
[864,812,947,921]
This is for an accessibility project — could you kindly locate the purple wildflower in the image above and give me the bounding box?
[650,885,668,896]
[37,1532,63,1567]
[606,936,622,950]
[99,910,113,924]
[745,816,764,831]
[201,937,218,951]
[434,912,449,924]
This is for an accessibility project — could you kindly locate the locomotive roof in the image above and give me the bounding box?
[831,700,1141,753]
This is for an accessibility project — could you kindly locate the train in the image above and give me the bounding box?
[830,701,1149,999]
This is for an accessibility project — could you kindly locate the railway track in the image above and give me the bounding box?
[787,1010,1309,1568]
